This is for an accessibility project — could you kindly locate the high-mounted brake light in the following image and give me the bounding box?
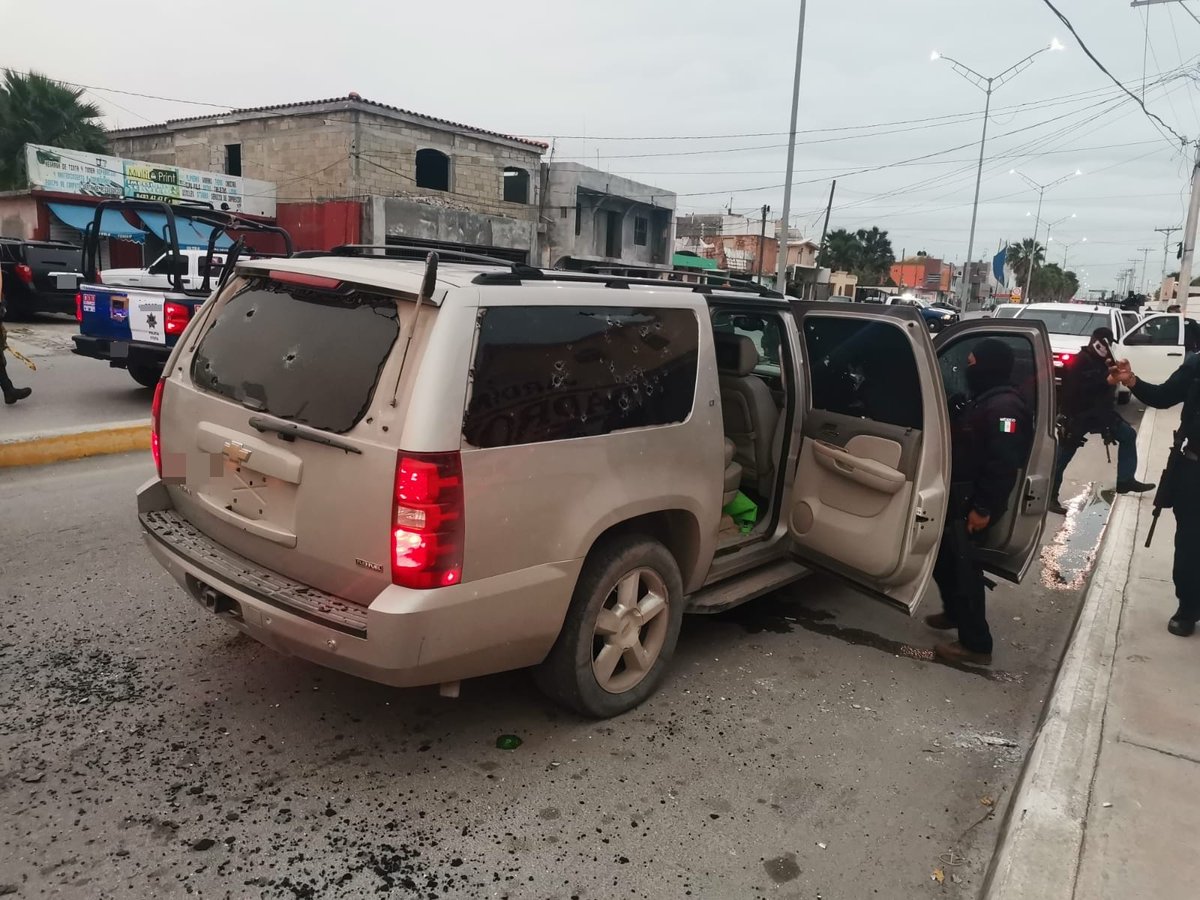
[164,300,191,336]
[151,378,165,477]
[14,264,33,284]
[391,451,464,589]
[269,271,343,291]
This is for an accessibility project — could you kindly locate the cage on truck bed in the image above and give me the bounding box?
[72,200,292,387]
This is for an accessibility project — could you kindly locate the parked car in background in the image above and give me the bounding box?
[1012,302,1132,391]
[138,251,1055,717]
[1115,312,1198,395]
[985,303,1023,319]
[882,294,958,332]
[0,238,82,317]
[101,248,232,293]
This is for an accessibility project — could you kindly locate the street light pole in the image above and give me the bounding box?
[776,0,808,296]
[1012,168,1080,302]
[932,39,1063,309]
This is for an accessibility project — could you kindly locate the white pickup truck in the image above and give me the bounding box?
[101,249,228,292]
[1116,312,1198,386]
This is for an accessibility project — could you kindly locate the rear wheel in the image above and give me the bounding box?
[535,535,684,718]
[128,363,162,388]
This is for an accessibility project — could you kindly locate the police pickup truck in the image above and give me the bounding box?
[72,200,291,387]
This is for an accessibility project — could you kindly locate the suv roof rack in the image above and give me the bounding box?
[286,243,785,299]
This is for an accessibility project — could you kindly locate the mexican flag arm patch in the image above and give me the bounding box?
[999,417,1017,434]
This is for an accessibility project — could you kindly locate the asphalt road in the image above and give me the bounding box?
[0,409,1141,900]
[2,315,152,437]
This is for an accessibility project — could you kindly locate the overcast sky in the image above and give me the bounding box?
[4,0,1199,291]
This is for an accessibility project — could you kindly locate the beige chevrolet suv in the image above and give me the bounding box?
[138,248,1056,717]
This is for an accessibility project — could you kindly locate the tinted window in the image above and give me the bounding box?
[463,306,699,449]
[802,316,923,429]
[191,281,400,433]
[1127,315,1180,346]
[938,333,1037,415]
[712,310,784,371]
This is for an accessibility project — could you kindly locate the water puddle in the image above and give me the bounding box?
[1040,483,1112,591]
[723,603,1023,684]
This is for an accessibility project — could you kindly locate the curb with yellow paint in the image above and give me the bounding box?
[0,420,150,468]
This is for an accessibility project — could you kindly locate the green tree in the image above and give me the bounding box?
[0,70,107,190]
[817,228,860,273]
[1031,263,1079,302]
[853,226,895,284]
[1006,238,1045,292]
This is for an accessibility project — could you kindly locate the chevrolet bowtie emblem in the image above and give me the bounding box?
[222,440,253,464]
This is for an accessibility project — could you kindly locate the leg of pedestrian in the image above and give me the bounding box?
[927,529,960,630]
[1168,464,1200,636]
[1050,440,1080,514]
[1114,420,1154,494]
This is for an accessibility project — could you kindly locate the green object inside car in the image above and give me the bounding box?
[723,491,759,534]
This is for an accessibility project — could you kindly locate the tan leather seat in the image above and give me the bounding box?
[723,437,742,506]
[715,333,779,497]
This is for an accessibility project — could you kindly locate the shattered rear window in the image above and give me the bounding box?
[190,281,400,433]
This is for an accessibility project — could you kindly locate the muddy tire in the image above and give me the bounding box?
[535,535,684,718]
[128,363,162,388]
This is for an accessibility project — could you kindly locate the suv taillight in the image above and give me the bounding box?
[151,379,165,476]
[75,292,83,322]
[14,264,32,284]
[164,301,191,336]
[391,451,464,589]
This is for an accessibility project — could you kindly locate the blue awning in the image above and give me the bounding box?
[47,202,147,242]
[136,210,234,250]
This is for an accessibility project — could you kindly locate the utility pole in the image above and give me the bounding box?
[818,180,836,249]
[756,203,770,282]
[1155,225,1181,289]
[1177,142,1200,312]
[1138,247,1153,293]
[776,0,809,296]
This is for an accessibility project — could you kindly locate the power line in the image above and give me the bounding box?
[1037,0,1190,145]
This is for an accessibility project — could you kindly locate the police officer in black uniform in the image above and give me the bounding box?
[927,338,1032,665]
[1113,321,1200,636]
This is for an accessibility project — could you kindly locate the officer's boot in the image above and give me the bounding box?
[1048,496,1069,515]
[0,358,32,405]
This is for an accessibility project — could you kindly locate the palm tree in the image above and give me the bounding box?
[1006,238,1045,292]
[0,70,108,190]
[854,226,895,284]
[818,228,859,273]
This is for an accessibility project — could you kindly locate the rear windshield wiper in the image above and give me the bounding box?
[248,416,363,454]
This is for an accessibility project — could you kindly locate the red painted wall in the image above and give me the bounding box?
[276,201,362,252]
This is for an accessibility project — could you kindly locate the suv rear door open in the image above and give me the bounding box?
[786,302,952,613]
[933,318,1057,582]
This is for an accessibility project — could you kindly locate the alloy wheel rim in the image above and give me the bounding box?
[591,567,670,694]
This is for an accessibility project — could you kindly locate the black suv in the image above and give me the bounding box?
[0,238,82,317]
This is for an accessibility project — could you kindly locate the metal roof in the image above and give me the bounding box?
[107,95,549,150]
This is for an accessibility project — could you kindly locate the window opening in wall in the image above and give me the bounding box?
[224,144,241,176]
[575,201,582,236]
[503,167,529,204]
[634,216,648,247]
[415,149,450,191]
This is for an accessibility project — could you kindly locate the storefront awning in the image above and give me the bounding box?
[672,252,717,270]
[47,202,147,242]
[137,210,234,250]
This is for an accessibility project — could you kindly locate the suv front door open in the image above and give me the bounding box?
[934,318,1057,582]
[786,302,951,613]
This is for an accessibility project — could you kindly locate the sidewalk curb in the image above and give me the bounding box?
[981,407,1159,898]
[0,420,150,468]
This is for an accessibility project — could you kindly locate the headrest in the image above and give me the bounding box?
[715,333,759,377]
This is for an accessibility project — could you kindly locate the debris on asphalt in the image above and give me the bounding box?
[495,734,522,750]
[980,795,994,807]
[190,838,216,851]
[932,866,945,884]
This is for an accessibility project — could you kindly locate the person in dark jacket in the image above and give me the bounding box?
[0,282,32,405]
[1049,327,1152,514]
[1113,321,1200,636]
[928,338,1032,666]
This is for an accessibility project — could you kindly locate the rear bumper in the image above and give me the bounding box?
[72,334,170,369]
[136,478,580,688]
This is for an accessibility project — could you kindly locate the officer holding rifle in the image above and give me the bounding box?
[1111,321,1200,636]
